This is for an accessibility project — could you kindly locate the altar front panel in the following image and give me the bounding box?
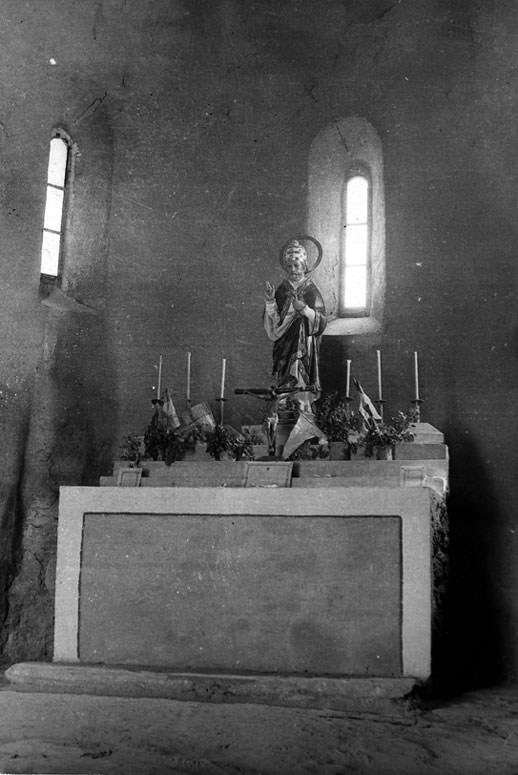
[78,513,402,675]
[54,487,432,679]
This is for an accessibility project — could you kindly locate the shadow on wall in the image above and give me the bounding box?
[321,335,509,691]
[0,97,119,662]
[2,305,118,663]
[0,385,31,659]
[1,297,119,664]
[436,421,508,694]
[0,100,119,663]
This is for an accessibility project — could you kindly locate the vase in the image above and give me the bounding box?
[250,444,269,460]
[375,446,394,460]
[329,442,349,461]
[213,450,236,461]
[182,442,211,461]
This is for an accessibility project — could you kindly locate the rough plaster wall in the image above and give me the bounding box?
[0,0,120,658]
[0,0,517,685]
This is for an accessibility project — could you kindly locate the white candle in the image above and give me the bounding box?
[220,358,226,399]
[345,359,351,398]
[157,354,163,399]
[414,351,420,400]
[376,350,383,401]
[186,352,191,402]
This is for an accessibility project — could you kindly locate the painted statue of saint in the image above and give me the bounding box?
[263,237,327,412]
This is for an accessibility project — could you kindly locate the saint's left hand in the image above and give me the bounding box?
[293,299,306,312]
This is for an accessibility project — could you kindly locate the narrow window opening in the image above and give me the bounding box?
[308,116,385,337]
[340,174,370,316]
[40,135,69,279]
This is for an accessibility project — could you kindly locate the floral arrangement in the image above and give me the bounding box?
[126,405,267,466]
[143,422,180,465]
[120,433,144,465]
[287,439,328,461]
[239,428,265,460]
[204,425,265,461]
[361,411,414,457]
[142,410,207,465]
[314,392,362,454]
[205,424,240,460]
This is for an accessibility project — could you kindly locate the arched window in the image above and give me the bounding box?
[341,172,370,315]
[307,117,385,336]
[41,133,71,279]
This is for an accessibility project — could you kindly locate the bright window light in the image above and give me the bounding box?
[341,175,369,313]
[41,136,69,277]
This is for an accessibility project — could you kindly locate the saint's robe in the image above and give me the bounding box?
[263,276,327,393]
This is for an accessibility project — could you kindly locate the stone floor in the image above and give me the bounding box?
[0,679,517,774]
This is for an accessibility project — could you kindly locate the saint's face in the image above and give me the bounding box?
[284,255,306,282]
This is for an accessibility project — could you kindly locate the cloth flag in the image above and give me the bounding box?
[163,387,180,430]
[353,378,381,425]
[282,412,326,460]
[177,401,216,437]
[190,402,216,431]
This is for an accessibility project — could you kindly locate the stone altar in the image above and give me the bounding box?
[6,430,447,710]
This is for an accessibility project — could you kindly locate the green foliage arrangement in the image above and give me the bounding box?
[143,417,167,462]
[361,411,414,457]
[314,392,362,447]
[120,433,144,465]
[287,439,328,461]
[238,428,265,461]
[205,424,240,460]
[143,415,207,466]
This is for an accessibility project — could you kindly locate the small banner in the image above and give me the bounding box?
[282,412,326,460]
[190,402,216,431]
[354,378,382,424]
[163,387,180,430]
[176,402,216,437]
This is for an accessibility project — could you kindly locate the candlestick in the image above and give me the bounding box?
[345,359,351,400]
[215,397,228,426]
[411,398,423,422]
[186,351,191,403]
[414,351,420,401]
[376,350,383,401]
[157,354,163,399]
[220,358,227,399]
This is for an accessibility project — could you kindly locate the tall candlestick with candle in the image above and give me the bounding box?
[345,359,351,400]
[186,351,191,405]
[220,358,226,400]
[217,358,227,425]
[412,350,423,421]
[157,354,163,400]
[376,349,385,418]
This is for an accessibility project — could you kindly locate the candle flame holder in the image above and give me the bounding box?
[376,399,386,420]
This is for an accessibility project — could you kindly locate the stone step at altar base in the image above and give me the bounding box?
[5,663,419,713]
